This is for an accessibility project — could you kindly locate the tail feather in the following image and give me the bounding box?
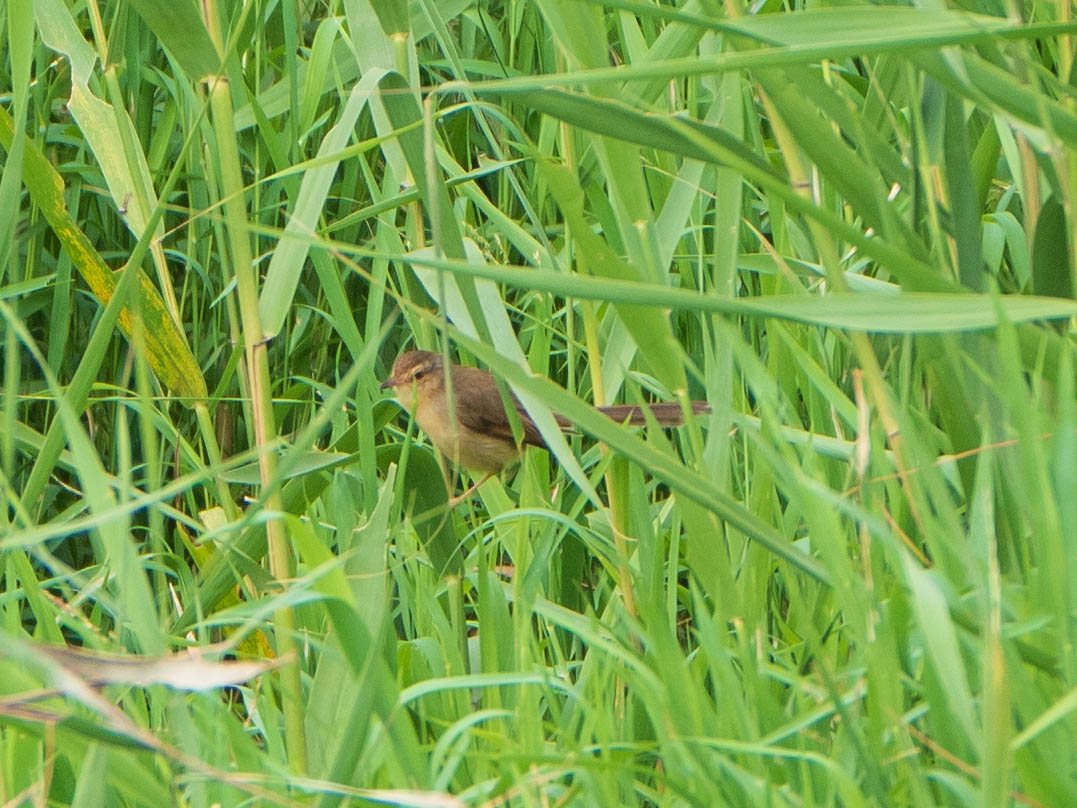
[542,401,710,432]
[595,401,710,427]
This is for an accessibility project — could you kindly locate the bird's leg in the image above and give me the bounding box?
[448,470,495,507]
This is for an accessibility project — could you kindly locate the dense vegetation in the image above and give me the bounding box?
[2,0,1076,805]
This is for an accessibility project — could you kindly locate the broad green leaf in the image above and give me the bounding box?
[370,0,410,36]
[124,0,221,80]
[259,71,386,336]
[35,0,163,244]
[399,253,1077,332]
[0,107,206,400]
[1032,198,1073,300]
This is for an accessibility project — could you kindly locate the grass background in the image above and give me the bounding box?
[2,0,1077,805]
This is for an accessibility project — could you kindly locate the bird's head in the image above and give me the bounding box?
[380,350,445,412]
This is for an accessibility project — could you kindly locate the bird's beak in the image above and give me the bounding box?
[379,376,396,391]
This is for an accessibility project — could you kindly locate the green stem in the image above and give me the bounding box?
[207,74,307,772]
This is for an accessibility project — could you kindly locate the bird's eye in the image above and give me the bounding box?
[413,368,425,380]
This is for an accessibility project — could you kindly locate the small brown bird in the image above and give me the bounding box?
[380,350,709,480]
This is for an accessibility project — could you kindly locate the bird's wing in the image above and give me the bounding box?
[450,365,548,449]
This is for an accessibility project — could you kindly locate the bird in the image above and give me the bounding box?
[379,350,709,492]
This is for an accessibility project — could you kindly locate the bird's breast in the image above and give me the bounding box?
[415,394,519,474]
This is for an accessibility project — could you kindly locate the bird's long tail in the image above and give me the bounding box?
[551,401,709,428]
